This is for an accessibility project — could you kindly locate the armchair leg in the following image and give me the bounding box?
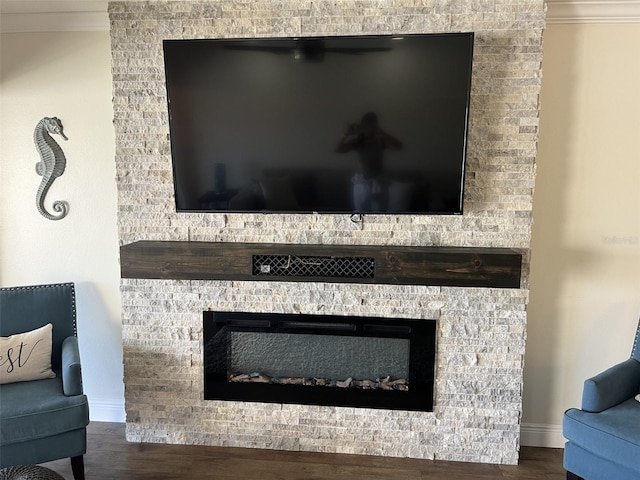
[70,455,85,480]
[567,472,584,480]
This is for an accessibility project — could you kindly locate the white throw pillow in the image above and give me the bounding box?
[0,323,56,384]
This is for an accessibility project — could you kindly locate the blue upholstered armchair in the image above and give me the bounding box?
[0,283,89,480]
[563,318,640,480]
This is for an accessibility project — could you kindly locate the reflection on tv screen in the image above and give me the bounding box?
[163,33,474,214]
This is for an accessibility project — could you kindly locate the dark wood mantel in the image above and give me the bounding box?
[120,241,522,289]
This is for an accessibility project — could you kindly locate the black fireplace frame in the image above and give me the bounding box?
[203,311,436,411]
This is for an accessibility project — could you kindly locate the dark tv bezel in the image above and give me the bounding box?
[163,32,474,216]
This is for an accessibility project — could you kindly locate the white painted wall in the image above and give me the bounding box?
[524,22,640,446]
[2,20,639,444]
[0,32,124,421]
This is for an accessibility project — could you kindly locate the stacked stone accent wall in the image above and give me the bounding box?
[110,0,545,464]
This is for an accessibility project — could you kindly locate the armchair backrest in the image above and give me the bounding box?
[633,317,640,362]
[0,283,77,372]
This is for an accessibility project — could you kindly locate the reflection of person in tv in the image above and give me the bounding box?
[335,112,403,212]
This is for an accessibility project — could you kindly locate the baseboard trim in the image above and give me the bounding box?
[520,423,565,449]
[89,400,126,423]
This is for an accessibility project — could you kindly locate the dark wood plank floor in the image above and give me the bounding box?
[41,422,566,479]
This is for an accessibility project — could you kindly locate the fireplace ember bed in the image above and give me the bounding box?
[204,311,436,411]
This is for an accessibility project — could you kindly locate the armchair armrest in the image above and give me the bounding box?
[582,358,640,412]
[61,336,83,396]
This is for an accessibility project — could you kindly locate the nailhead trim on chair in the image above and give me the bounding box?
[0,283,77,336]
[0,465,65,480]
[633,316,640,359]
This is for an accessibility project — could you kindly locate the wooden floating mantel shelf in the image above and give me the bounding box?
[120,241,522,289]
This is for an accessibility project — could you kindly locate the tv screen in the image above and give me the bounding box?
[163,33,474,214]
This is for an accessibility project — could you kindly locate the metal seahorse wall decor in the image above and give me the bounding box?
[33,117,69,220]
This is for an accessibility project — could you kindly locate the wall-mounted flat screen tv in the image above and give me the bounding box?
[163,33,474,214]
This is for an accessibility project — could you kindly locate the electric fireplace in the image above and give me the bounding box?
[204,311,436,411]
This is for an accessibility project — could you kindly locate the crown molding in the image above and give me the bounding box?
[1,0,639,33]
[0,1,108,33]
[547,1,640,24]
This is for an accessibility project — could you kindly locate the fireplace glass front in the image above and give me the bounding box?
[204,311,436,411]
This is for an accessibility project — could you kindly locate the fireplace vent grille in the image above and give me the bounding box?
[252,255,375,279]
